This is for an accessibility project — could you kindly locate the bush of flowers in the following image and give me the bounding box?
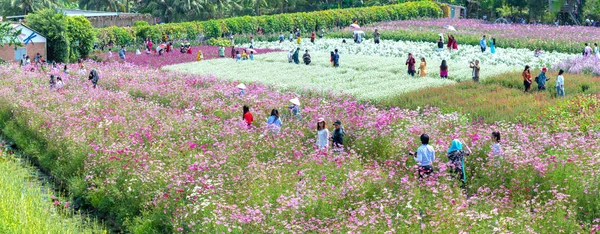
[1,62,600,232]
[552,55,600,76]
[93,45,281,68]
[329,18,600,54]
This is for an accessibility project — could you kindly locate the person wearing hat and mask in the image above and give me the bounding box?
[410,133,435,178]
[331,120,344,152]
[447,139,471,183]
[535,68,549,91]
[237,83,246,96]
[316,118,329,151]
[288,98,301,120]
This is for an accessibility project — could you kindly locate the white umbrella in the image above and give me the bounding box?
[350,23,360,29]
[289,98,301,106]
[245,48,256,53]
[236,83,246,89]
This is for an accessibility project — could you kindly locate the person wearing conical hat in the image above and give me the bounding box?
[288,98,301,120]
[197,50,204,61]
[237,83,246,96]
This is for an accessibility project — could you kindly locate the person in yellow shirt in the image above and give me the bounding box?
[197,50,204,61]
[242,49,248,60]
[418,57,427,77]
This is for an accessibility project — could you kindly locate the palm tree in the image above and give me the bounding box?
[2,0,57,15]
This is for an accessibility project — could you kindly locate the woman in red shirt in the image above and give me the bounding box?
[522,65,532,92]
[243,105,253,127]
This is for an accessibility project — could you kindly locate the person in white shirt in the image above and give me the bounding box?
[556,69,565,97]
[410,134,435,178]
[316,118,329,151]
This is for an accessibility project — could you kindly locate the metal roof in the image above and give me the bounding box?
[62,9,120,17]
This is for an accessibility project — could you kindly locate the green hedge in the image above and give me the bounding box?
[97,1,441,45]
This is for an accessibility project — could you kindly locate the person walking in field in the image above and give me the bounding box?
[89,70,99,89]
[218,46,225,57]
[374,29,381,44]
[310,31,316,43]
[418,57,427,77]
[410,134,435,178]
[333,49,340,67]
[447,139,471,183]
[584,43,592,57]
[491,131,502,159]
[279,33,284,43]
[469,60,480,82]
[556,69,565,97]
[451,35,458,50]
[119,46,126,60]
[405,53,416,77]
[522,65,532,92]
[266,109,282,134]
[440,60,449,79]
[293,48,300,64]
[331,120,344,153]
[302,50,311,65]
[243,105,254,128]
[316,118,329,151]
[535,67,549,91]
[231,46,236,59]
[480,35,487,53]
[594,43,600,59]
[490,38,496,54]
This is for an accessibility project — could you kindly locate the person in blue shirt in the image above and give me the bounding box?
[480,35,487,53]
[333,49,340,67]
[293,48,300,64]
[279,33,284,43]
[119,46,126,60]
[410,134,435,178]
[266,109,282,134]
[535,67,549,91]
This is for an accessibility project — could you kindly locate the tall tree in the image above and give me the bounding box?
[0,0,57,15]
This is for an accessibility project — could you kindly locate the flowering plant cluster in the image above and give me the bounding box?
[349,18,600,54]
[1,61,599,233]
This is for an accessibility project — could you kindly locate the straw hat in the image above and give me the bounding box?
[289,98,301,106]
[236,83,246,89]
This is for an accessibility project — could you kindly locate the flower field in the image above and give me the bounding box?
[94,45,281,68]
[165,51,456,101]
[332,18,600,54]
[162,39,575,101]
[553,56,600,76]
[1,60,600,233]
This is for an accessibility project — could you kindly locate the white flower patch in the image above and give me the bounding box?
[248,39,577,81]
[164,51,455,102]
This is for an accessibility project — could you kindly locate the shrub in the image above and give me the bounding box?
[26,9,70,63]
[66,16,96,61]
[98,1,442,44]
[207,38,232,47]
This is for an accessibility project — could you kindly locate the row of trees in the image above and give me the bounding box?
[439,0,600,22]
[0,0,419,22]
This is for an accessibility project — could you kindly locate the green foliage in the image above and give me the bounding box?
[0,22,21,47]
[135,25,162,43]
[98,1,442,44]
[0,155,105,233]
[133,21,150,27]
[25,9,70,63]
[207,38,233,47]
[66,16,96,62]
